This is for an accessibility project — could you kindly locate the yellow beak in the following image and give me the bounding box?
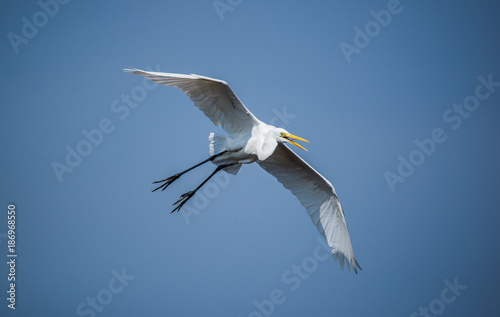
[282,133,309,151]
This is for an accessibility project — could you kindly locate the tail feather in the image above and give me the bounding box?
[209,132,228,156]
[208,133,242,175]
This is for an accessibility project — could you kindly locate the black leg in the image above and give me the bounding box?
[171,164,235,213]
[152,151,227,192]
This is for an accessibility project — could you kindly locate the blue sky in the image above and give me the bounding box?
[1,1,500,316]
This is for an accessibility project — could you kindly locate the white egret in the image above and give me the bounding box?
[125,68,361,273]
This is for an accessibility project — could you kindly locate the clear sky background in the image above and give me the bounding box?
[1,1,500,316]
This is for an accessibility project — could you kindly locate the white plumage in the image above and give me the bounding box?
[126,68,361,273]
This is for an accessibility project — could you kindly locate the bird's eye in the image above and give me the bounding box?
[280,132,286,137]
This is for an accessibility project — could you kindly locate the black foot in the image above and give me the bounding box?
[171,191,195,213]
[152,173,181,192]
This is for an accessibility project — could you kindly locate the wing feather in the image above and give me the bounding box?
[124,69,260,135]
[258,143,361,273]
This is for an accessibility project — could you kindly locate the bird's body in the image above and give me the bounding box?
[210,122,290,166]
[126,68,361,273]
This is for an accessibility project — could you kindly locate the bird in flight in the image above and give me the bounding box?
[125,68,361,273]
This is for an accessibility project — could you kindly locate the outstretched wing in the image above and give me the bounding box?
[258,143,361,273]
[125,69,260,135]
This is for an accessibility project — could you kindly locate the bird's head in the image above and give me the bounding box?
[276,128,309,151]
